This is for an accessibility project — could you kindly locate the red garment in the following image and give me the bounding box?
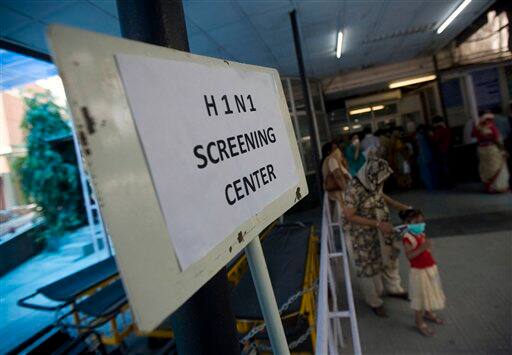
[432,126,452,154]
[403,233,436,269]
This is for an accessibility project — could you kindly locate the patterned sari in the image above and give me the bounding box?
[473,120,510,193]
[343,158,400,277]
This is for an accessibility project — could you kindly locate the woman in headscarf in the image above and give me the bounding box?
[322,141,351,206]
[472,110,510,193]
[344,134,366,176]
[343,157,411,317]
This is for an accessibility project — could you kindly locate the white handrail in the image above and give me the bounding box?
[315,193,362,354]
[315,197,330,354]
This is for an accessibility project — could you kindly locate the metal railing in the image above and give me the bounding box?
[315,194,362,354]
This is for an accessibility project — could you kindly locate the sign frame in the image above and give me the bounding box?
[47,25,308,331]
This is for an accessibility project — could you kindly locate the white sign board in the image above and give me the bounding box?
[116,54,299,270]
[47,25,307,330]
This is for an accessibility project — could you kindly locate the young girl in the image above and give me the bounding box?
[400,209,446,336]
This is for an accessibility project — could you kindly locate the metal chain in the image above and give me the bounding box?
[288,326,313,349]
[240,280,318,349]
[244,326,313,353]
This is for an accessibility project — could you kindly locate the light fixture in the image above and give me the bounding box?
[349,105,386,116]
[343,126,350,131]
[349,107,371,115]
[436,0,472,34]
[389,74,437,89]
[352,124,362,129]
[336,31,343,58]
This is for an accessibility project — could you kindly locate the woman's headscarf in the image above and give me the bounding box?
[356,157,393,192]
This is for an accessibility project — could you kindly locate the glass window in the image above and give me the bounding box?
[441,78,464,108]
[471,68,502,111]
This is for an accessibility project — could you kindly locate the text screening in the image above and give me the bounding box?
[198,93,281,206]
[193,127,276,169]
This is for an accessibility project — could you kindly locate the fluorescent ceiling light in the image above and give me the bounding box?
[349,107,371,115]
[352,124,362,129]
[336,31,343,58]
[349,105,385,115]
[437,0,472,34]
[389,75,437,89]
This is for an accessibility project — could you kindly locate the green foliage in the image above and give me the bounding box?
[14,91,85,239]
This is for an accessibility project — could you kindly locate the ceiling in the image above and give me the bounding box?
[0,0,495,83]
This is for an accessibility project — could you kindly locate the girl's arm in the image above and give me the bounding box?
[404,239,431,260]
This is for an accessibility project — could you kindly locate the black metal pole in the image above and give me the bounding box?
[116,1,240,354]
[432,54,448,125]
[289,10,323,199]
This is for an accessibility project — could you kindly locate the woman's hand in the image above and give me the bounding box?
[377,221,394,235]
[424,239,432,251]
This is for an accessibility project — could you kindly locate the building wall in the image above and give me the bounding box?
[2,92,26,147]
[0,90,29,209]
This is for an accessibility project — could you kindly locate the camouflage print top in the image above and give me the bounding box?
[342,157,399,277]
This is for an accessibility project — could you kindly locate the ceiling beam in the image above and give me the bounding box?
[323,57,435,96]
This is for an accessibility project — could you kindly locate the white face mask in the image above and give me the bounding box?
[352,138,360,145]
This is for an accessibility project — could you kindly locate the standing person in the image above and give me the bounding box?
[431,116,453,188]
[343,157,411,317]
[472,110,510,193]
[378,128,392,161]
[344,134,366,176]
[415,125,437,190]
[400,209,446,337]
[322,141,351,206]
[388,129,412,189]
[361,127,380,158]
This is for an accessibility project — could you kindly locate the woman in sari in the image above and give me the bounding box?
[322,141,351,207]
[343,157,411,317]
[415,125,437,191]
[388,129,413,189]
[473,110,510,193]
[344,134,366,176]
